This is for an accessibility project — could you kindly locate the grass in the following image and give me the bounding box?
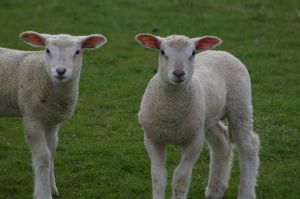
[0,0,299,198]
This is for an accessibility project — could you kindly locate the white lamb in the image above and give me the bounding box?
[0,31,107,199]
[136,33,260,199]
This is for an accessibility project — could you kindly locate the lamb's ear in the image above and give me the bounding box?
[20,31,46,47]
[80,34,107,49]
[192,36,222,51]
[135,33,163,49]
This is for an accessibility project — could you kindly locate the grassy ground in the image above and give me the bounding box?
[0,0,299,198]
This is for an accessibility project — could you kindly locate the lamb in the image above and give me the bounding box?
[0,31,107,199]
[135,33,260,199]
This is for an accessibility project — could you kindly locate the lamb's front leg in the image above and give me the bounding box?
[24,117,52,199]
[172,132,204,199]
[144,135,167,199]
[45,125,60,197]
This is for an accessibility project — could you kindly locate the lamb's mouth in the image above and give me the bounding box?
[172,77,186,84]
[55,76,67,81]
[174,79,185,83]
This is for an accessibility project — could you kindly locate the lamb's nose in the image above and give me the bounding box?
[173,70,185,78]
[56,67,67,76]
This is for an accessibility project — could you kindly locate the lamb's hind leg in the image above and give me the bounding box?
[45,125,60,197]
[24,117,52,199]
[228,113,260,199]
[231,120,259,199]
[172,132,204,199]
[205,121,233,199]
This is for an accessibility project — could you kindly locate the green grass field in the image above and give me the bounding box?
[0,0,299,198]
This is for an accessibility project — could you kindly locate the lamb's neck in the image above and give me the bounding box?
[51,78,79,103]
[150,76,196,120]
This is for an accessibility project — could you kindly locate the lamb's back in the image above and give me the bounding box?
[0,47,32,116]
[194,50,251,128]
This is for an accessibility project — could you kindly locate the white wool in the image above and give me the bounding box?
[0,31,106,199]
[137,34,260,199]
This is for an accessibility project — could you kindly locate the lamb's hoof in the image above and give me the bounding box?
[205,186,226,199]
[51,188,59,197]
[34,194,53,199]
[205,195,222,199]
[237,193,256,199]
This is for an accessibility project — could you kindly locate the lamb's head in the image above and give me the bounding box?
[136,33,221,85]
[20,31,107,83]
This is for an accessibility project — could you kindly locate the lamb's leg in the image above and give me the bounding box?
[205,122,233,199]
[24,117,52,199]
[45,125,59,197]
[172,133,204,199]
[144,135,167,199]
[229,117,259,199]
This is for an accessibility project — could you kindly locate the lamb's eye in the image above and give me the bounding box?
[189,50,196,60]
[160,49,168,59]
[46,49,51,55]
[75,50,80,55]
[192,50,196,56]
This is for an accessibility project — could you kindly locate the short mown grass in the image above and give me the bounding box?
[0,0,299,198]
